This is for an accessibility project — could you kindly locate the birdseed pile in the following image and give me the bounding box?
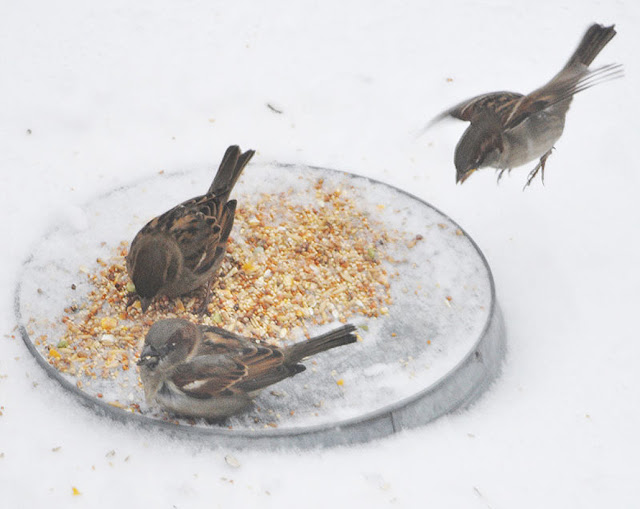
[36,178,415,406]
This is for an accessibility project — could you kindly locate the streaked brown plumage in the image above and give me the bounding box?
[137,318,358,418]
[426,23,622,188]
[127,145,255,311]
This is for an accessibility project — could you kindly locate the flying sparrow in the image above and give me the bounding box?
[127,145,255,312]
[137,319,358,419]
[427,23,622,188]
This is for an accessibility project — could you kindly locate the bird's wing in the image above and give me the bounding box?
[424,91,524,129]
[141,193,230,276]
[190,328,303,394]
[171,354,248,397]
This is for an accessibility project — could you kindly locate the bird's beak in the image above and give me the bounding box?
[137,345,159,367]
[456,168,476,184]
[140,297,153,313]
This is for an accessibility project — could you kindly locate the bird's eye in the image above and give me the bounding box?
[168,341,177,350]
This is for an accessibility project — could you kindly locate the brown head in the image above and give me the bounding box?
[454,114,504,184]
[126,236,182,311]
[137,318,200,401]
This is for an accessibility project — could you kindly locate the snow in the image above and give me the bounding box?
[18,163,494,431]
[1,1,638,507]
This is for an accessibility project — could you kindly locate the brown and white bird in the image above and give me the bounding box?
[426,23,622,188]
[137,319,358,419]
[127,145,254,312]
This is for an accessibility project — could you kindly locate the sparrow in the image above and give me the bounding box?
[137,319,358,419]
[126,145,255,312]
[427,23,622,188]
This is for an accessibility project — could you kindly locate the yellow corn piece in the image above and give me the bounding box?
[100,317,118,331]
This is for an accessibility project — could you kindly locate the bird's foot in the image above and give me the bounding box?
[197,280,214,315]
[496,168,512,184]
[523,148,554,190]
[126,293,139,309]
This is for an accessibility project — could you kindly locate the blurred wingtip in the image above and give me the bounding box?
[413,114,446,140]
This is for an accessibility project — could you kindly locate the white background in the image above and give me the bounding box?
[1,1,638,507]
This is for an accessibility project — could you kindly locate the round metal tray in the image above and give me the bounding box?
[15,162,506,448]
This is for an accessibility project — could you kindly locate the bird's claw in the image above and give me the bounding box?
[126,293,139,309]
[523,148,554,190]
[197,280,214,315]
[496,168,512,184]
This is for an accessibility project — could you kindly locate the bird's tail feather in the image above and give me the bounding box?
[544,63,623,111]
[208,145,255,202]
[217,200,237,245]
[564,23,616,69]
[284,324,357,363]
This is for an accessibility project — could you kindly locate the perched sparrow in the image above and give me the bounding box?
[127,145,254,311]
[427,23,622,188]
[137,319,358,419]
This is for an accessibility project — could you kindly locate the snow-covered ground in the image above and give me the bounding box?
[1,1,638,507]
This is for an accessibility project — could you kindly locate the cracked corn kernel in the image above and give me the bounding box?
[100,317,118,331]
[45,180,404,395]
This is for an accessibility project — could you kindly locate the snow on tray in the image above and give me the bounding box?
[17,162,492,430]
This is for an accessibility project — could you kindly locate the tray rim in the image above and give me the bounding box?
[14,161,505,447]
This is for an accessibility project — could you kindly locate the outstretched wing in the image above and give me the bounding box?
[421,91,523,132]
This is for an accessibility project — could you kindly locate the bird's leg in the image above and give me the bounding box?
[523,148,554,190]
[539,147,555,185]
[126,293,139,309]
[197,279,214,315]
[496,168,511,184]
